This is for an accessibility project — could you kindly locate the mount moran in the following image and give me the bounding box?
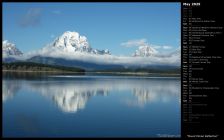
[3,31,180,71]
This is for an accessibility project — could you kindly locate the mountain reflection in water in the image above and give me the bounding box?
[3,74,180,113]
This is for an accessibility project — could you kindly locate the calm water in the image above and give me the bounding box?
[3,73,180,137]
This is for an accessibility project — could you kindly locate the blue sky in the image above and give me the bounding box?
[3,2,180,56]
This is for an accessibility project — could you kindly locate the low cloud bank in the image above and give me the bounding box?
[20,46,180,67]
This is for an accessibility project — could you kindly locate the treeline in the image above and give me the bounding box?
[2,62,85,72]
[132,68,180,74]
[92,67,180,74]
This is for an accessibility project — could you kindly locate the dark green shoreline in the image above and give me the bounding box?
[2,62,180,77]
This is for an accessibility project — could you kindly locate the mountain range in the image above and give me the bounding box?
[2,31,180,71]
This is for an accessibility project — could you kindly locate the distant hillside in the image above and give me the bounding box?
[91,66,180,74]
[2,62,85,73]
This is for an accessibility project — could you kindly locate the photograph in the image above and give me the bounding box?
[2,2,181,138]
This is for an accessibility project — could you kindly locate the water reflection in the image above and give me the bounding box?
[3,80,21,102]
[3,75,180,113]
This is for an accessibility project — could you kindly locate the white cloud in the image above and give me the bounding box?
[151,44,173,50]
[14,36,180,67]
[120,39,147,47]
[151,45,161,49]
[121,39,173,51]
[21,46,180,67]
[163,46,173,49]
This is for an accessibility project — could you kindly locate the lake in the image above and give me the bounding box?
[3,72,180,138]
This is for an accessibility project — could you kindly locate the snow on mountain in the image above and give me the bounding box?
[2,40,23,57]
[52,31,91,52]
[43,31,110,55]
[133,44,157,57]
[2,31,179,67]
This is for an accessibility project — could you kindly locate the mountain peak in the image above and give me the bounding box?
[2,40,23,57]
[52,31,90,52]
[133,45,157,57]
[48,31,110,55]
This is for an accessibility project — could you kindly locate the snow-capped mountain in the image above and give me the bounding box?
[133,45,157,57]
[45,31,110,55]
[3,40,23,57]
[2,31,180,69]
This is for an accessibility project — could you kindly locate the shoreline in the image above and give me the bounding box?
[3,70,180,76]
[2,70,85,73]
[86,71,180,76]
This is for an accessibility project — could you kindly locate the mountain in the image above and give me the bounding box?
[27,31,115,70]
[43,31,110,55]
[133,45,157,57]
[3,32,180,72]
[3,40,23,57]
[2,40,23,62]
